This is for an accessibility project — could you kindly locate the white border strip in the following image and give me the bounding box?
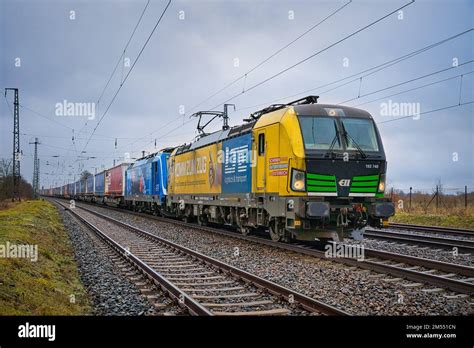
[349,193,376,197]
[308,192,338,196]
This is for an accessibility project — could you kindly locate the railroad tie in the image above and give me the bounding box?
[182,286,245,293]
[402,282,423,288]
[191,292,259,300]
[213,308,291,316]
[201,300,273,308]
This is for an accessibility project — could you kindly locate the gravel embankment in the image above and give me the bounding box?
[77,203,473,316]
[56,204,156,315]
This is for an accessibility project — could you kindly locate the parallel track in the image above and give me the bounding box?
[389,222,474,238]
[365,229,474,253]
[54,199,474,295]
[55,199,348,316]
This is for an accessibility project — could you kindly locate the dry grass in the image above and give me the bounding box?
[390,206,474,229]
[0,200,91,315]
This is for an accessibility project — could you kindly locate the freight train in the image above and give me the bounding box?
[43,96,395,242]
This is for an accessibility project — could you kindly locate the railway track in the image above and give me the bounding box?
[55,199,348,316]
[54,199,474,296]
[365,229,474,253]
[389,222,474,238]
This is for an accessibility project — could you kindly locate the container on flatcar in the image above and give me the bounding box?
[74,181,80,196]
[68,183,75,197]
[94,171,105,196]
[86,175,94,195]
[78,179,86,195]
[105,163,129,198]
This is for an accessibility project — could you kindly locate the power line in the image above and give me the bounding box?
[377,100,474,124]
[125,0,416,151]
[61,0,153,167]
[188,0,353,113]
[352,71,474,108]
[111,1,353,154]
[236,28,473,112]
[80,0,172,155]
[211,0,415,109]
[74,0,151,138]
[337,60,474,105]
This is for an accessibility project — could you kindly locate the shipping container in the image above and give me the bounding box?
[79,179,86,194]
[94,171,105,196]
[105,163,129,197]
[86,175,94,195]
[68,183,75,196]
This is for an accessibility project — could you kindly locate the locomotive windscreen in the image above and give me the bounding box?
[299,117,341,150]
[340,118,379,152]
[298,116,380,153]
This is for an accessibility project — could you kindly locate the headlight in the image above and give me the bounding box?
[291,169,306,192]
[378,173,386,192]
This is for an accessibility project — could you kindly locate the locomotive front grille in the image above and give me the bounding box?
[349,174,379,196]
[306,173,337,196]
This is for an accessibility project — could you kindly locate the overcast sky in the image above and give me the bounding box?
[1,0,473,193]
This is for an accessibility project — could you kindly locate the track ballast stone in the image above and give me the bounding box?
[57,205,155,316]
[79,203,473,316]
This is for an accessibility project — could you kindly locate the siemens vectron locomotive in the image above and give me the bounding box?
[45,96,395,242]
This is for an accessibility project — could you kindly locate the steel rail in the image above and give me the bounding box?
[57,199,348,316]
[52,199,474,295]
[365,229,474,253]
[389,222,474,238]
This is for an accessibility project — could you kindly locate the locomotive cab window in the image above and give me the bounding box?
[341,118,379,152]
[258,133,265,155]
[299,116,341,150]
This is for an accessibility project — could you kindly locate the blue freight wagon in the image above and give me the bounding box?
[124,150,170,213]
[68,183,75,198]
[74,181,80,197]
[94,171,105,198]
[86,176,94,194]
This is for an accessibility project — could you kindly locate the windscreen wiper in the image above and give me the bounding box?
[341,124,367,159]
[325,128,340,158]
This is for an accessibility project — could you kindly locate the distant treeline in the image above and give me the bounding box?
[0,158,33,201]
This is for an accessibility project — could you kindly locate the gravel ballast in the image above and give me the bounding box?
[72,203,473,316]
[56,204,156,315]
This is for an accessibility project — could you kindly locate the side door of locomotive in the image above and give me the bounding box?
[255,130,266,191]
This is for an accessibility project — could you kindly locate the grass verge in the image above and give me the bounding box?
[390,208,474,229]
[0,200,91,315]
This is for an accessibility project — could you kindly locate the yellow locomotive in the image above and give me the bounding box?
[167,96,394,242]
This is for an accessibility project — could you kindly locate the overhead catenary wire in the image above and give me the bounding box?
[80,0,172,155]
[116,1,419,155]
[377,100,474,124]
[337,60,474,105]
[352,71,474,108]
[73,0,152,141]
[117,0,354,153]
[210,0,415,110]
[134,37,473,154]
[187,0,353,113]
[235,28,473,113]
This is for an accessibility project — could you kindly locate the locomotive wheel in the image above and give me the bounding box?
[198,215,208,226]
[269,220,283,242]
[240,226,250,236]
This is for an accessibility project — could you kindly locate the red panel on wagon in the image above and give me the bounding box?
[105,163,129,197]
